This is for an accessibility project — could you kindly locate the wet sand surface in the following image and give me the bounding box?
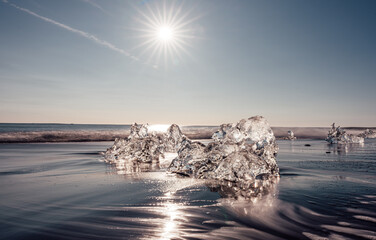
[0,140,375,239]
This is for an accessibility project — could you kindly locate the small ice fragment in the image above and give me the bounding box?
[286,130,296,140]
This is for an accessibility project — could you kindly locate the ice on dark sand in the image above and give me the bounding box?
[105,116,279,199]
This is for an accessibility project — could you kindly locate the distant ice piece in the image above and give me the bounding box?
[359,129,376,139]
[168,116,279,182]
[326,123,364,144]
[286,130,296,140]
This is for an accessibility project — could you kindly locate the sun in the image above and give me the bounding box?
[132,1,200,67]
[157,26,174,42]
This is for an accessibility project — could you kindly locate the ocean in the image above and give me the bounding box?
[0,123,372,143]
[0,134,375,239]
[0,123,217,143]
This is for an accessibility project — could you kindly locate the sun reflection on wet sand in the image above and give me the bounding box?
[160,193,181,240]
[141,181,201,240]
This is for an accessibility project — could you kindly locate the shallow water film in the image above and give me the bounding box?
[1,140,376,240]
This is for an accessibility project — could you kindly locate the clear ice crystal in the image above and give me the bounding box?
[212,116,275,147]
[128,123,149,139]
[168,116,279,182]
[164,124,185,151]
[326,123,364,144]
[104,123,165,167]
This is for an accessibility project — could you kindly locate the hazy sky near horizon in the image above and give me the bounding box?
[0,0,375,126]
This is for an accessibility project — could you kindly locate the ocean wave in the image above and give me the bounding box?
[0,126,219,143]
[0,127,369,143]
[0,130,129,143]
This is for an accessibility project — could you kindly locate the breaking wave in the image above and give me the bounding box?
[0,123,372,143]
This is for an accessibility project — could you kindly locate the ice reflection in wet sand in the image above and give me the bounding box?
[107,152,177,175]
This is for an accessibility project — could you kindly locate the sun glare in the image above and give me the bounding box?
[157,26,174,41]
[132,1,200,67]
[148,124,170,133]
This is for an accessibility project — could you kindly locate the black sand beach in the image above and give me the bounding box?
[1,139,375,239]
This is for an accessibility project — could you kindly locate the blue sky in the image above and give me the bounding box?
[0,0,375,126]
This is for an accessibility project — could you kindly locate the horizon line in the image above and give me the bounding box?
[0,122,375,129]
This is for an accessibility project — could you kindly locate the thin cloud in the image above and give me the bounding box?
[4,1,143,63]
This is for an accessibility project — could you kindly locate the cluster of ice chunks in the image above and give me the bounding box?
[359,129,376,139]
[326,123,364,144]
[104,116,279,186]
[168,116,279,183]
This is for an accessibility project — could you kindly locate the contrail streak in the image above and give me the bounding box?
[4,1,140,62]
[79,0,110,15]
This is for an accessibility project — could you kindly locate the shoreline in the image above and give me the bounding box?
[0,127,374,144]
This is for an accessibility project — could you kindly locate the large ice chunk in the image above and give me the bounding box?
[212,116,275,147]
[168,116,279,182]
[326,123,364,144]
[104,123,165,166]
[104,123,187,172]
